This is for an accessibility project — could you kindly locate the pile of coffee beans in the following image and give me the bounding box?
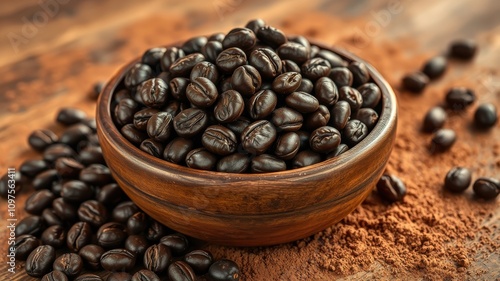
[444,167,500,200]
[112,19,383,173]
[0,107,240,281]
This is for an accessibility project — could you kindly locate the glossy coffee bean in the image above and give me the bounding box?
[114,98,140,126]
[55,157,84,178]
[185,148,217,170]
[41,270,68,281]
[328,67,353,87]
[343,119,368,146]
[348,61,370,86]
[473,178,500,200]
[168,261,196,281]
[214,90,245,123]
[107,272,132,281]
[474,103,497,128]
[114,89,132,103]
[139,78,168,108]
[169,77,190,101]
[330,101,351,130]
[231,65,261,96]
[376,174,406,202]
[144,243,172,272]
[61,180,94,202]
[202,125,238,155]
[32,169,59,190]
[281,59,301,73]
[251,154,287,173]
[79,244,105,270]
[78,200,108,227]
[41,225,66,248]
[256,25,286,48]
[15,215,44,236]
[402,71,428,93]
[216,47,247,73]
[74,273,103,281]
[25,245,56,277]
[146,112,173,142]
[201,41,223,63]
[327,143,349,159]
[25,189,56,214]
[170,53,205,77]
[339,86,363,112]
[0,171,25,198]
[125,235,149,258]
[121,124,148,146]
[208,259,240,281]
[160,47,185,71]
[301,58,331,80]
[209,33,225,42]
[245,18,266,34]
[132,270,160,281]
[314,77,338,106]
[216,153,250,173]
[277,42,309,64]
[241,120,277,154]
[146,220,169,242]
[174,108,209,138]
[303,105,330,130]
[444,167,472,193]
[226,117,251,137]
[80,164,113,186]
[142,47,166,67]
[422,106,447,133]
[184,249,214,275]
[357,83,381,108]
[249,48,282,79]
[112,201,139,223]
[310,126,341,153]
[422,56,447,79]
[53,197,77,221]
[190,61,219,84]
[43,144,77,163]
[247,89,278,119]
[271,108,303,132]
[449,39,477,60]
[56,108,87,126]
[100,248,136,272]
[96,183,127,207]
[315,49,347,68]
[67,222,92,252]
[182,36,208,54]
[124,63,153,89]
[59,123,92,148]
[272,72,302,94]
[15,234,41,260]
[274,132,300,160]
[356,108,379,130]
[163,137,194,164]
[28,129,58,151]
[222,27,256,50]
[53,253,83,277]
[285,91,319,113]
[292,150,322,169]
[186,77,218,108]
[127,211,148,235]
[140,139,164,158]
[97,222,127,248]
[42,208,64,226]
[297,78,313,93]
[431,129,456,152]
[160,233,189,256]
[20,159,49,178]
[79,146,105,165]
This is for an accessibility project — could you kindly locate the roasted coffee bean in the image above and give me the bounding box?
[330,101,351,130]
[25,245,56,277]
[96,183,126,207]
[297,78,313,93]
[348,61,370,86]
[67,222,92,252]
[42,208,64,226]
[249,48,282,79]
[41,225,66,248]
[222,27,256,50]
[422,56,447,79]
[301,58,331,80]
[100,249,136,272]
[79,146,105,165]
[44,144,77,163]
[281,59,301,73]
[74,273,103,281]
[169,77,190,101]
[53,197,77,221]
[272,72,302,94]
[25,189,56,214]
[156,70,173,85]
[163,137,194,164]
[247,90,278,119]
[285,91,319,113]
[146,112,173,142]
[444,167,472,192]
[20,159,49,178]
[245,18,266,34]
[127,212,148,235]
[113,201,140,223]
[356,108,379,130]
[226,117,251,137]
[274,132,300,160]
[422,106,447,133]
[144,243,172,272]
[357,83,381,108]
[53,253,83,277]
[339,86,363,112]
[473,178,500,200]
[251,154,287,173]
[304,105,330,130]
[474,103,497,128]
[55,157,84,179]
[289,35,311,52]
[190,61,219,84]
[431,128,456,152]
[315,49,347,68]
[32,169,59,190]
[309,126,341,153]
[15,235,41,260]
[216,153,250,173]
[402,71,429,93]
[343,119,368,146]
[314,77,339,106]
[449,39,477,60]
[231,65,261,96]
[292,150,322,169]
[132,269,160,281]
[59,123,92,147]
[79,244,105,270]
[28,129,59,151]
[121,124,148,146]
[78,200,108,227]
[146,220,169,242]
[209,33,225,42]
[208,259,240,281]
[182,36,208,54]
[124,63,153,89]
[185,148,217,170]
[125,235,149,258]
[242,120,278,154]
[56,108,87,126]
[202,41,223,63]
[142,47,166,67]
[41,270,68,281]
[97,222,127,248]
[376,174,406,202]
[202,125,238,155]
[168,261,196,281]
[16,215,44,236]
[107,272,132,281]
[295,131,310,150]
[139,78,168,108]
[170,53,205,77]
[0,171,25,198]
[214,90,245,123]
[161,47,185,71]
[272,108,304,132]
[326,143,349,159]
[80,164,113,186]
[160,233,189,256]
[61,180,93,202]
[114,89,132,103]
[216,47,247,73]
[256,25,286,48]
[277,42,309,64]
[115,98,140,126]
[174,108,209,138]
[184,250,214,275]
[328,67,353,88]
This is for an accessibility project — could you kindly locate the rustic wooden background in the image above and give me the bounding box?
[1,0,499,280]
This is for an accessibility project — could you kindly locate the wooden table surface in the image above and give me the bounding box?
[1,0,499,280]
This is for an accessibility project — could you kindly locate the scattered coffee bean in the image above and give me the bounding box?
[445,87,475,110]
[41,225,66,248]
[56,108,88,126]
[422,56,447,79]
[208,259,240,281]
[472,178,500,200]
[449,39,477,60]
[15,215,45,236]
[376,174,407,202]
[184,249,214,275]
[15,234,41,260]
[25,189,56,215]
[402,71,429,93]
[474,103,497,128]
[26,245,56,277]
[112,201,140,223]
[444,167,472,192]
[20,159,49,178]
[430,128,456,152]
[28,129,59,151]
[422,106,447,133]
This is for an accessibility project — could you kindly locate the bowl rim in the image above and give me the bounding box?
[97,41,397,181]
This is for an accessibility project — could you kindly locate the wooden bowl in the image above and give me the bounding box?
[96,43,397,247]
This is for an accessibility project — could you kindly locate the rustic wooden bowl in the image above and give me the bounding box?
[96,43,397,247]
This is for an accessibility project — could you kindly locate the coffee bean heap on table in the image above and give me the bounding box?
[1,107,240,281]
[112,19,382,173]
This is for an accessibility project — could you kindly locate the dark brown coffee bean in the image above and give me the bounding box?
[15,234,41,260]
[473,178,500,200]
[146,112,173,142]
[52,197,77,222]
[74,273,103,281]
[59,123,92,148]
[274,132,300,160]
[79,244,105,270]
[241,120,278,155]
[285,91,319,113]
[41,225,66,248]
[144,243,172,273]
[96,183,127,207]
[139,78,168,108]
[301,58,331,80]
[79,145,105,165]
[53,253,83,277]
[56,108,87,126]
[28,129,59,151]
[402,71,428,93]
[445,87,475,110]
[444,167,472,193]
[277,42,309,64]
[185,148,217,170]
[26,245,56,277]
[422,56,447,79]
[314,77,338,106]
[216,47,247,73]
[186,77,218,108]
[343,119,368,146]
[121,124,147,146]
[170,53,205,77]
[292,150,322,169]
[256,25,286,48]
[126,212,148,235]
[125,63,153,89]
[245,19,266,34]
[114,89,132,103]
[356,108,379,130]
[430,128,456,152]
[163,137,194,164]
[222,28,256,50]
[216,153,250,173]
[449,39,477,60]
[25,189,56,215]
[377,174,406,202]
[159,233,189,256]
[184,249,214,275]
[339,86,363,112]
[97,222,127,249]
[41,270,68,281]
[247,89,278,119]
[357,83,381,108]
[107,272,132,281]
[42,208,64,226]
[214,90,245,123]
[78,200,108,227]
[142,47,166,67]
[55,157,84,179]
[114,98,140,126]
[330,101,351,130]
[140,139,164,158]
[168,261,196,281]
[161,47,185,71]
[315,49,347,68]
[100,248,136,272]
[20,159,49,178]
[132,270,160,281]
[190,61,219,84]
[208,259,240,281]
[202,125,238,156]
[125,235,149,258]
[272,72,302,94]
[281,59,301,73]
[80,164,113,186]
[297,78,313,93]
[226,117,251,137]
[67,222,92,252]
[251,154,286,173]
[348,61,370,86]
[326,143,349,159]
[182,36,208,54]
[231,65,261,96]
[202,41,223,63]
[310,126,341,153]
[61,180,93,202]
[32,169,59,190]
[422,106,447,133]
[146,220,169,242]
[304,105,330,130]
[249,48,282,79]
[295,131,310,150]
[328,67,353,88]
[271,108,303,132]
[173,108,209,138]
[16,215,44,236]
[112,201,139,223]
[474,103,497,128]
[0,171,25,198]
